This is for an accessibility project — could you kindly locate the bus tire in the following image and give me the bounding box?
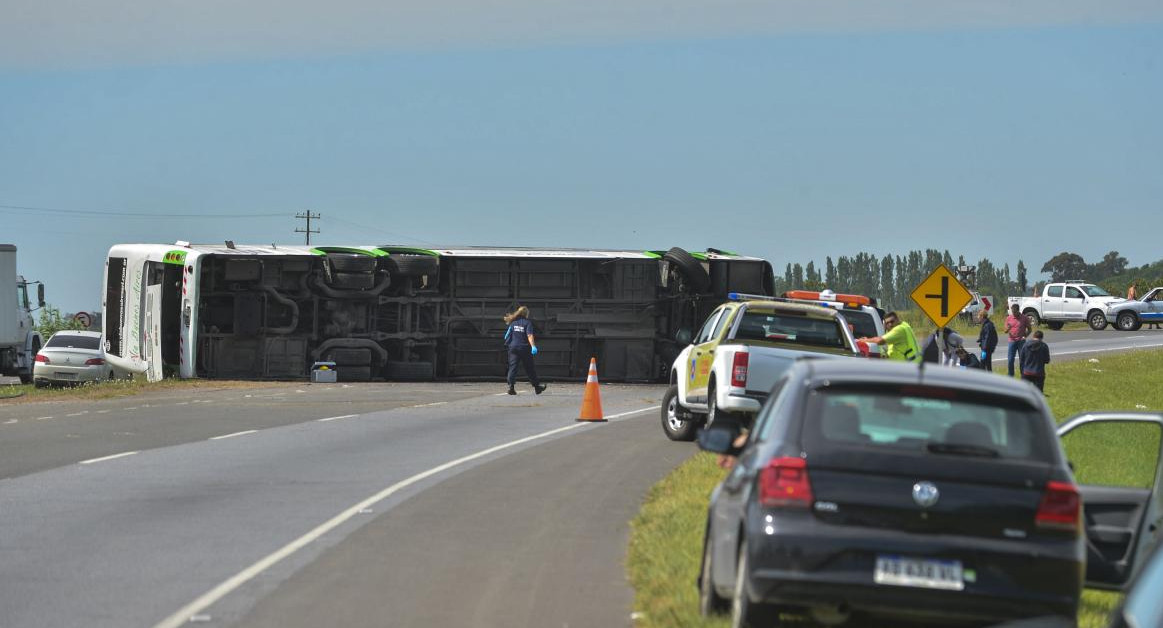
[328,254,378,273]
[664,247,710,294]
[388,254,439,278]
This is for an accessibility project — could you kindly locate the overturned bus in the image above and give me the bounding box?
[102,243,774,382]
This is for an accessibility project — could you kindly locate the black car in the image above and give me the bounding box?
[697,360,1163,627]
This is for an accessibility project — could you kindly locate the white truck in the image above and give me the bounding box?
[661,295,863,441]
[1,244,46,383]
[1007,281,1125,331]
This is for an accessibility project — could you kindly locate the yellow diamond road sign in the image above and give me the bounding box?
[910,264,973,328]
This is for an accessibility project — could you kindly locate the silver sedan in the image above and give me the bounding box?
[32,330,114,387]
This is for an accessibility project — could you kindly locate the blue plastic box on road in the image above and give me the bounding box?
[311,362,337,383]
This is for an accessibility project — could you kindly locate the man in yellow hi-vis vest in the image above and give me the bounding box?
[859,311,920,362]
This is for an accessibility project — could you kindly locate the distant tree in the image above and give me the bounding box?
[784,263,793,286]
[880,255,896,309]
[1016,260,1028,295]
[1041,252,1088,282]
[37,305,85,339]
[825,257,836,289]
[792,263,804,288]
[805,261,819,285]
[1092,250,1128,279]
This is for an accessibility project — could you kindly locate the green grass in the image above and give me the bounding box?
[628,348,1163,628]
[0,377,285,403]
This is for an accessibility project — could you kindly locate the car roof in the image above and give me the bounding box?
[788,358,1044,402]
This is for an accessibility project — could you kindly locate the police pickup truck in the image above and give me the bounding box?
[661,293,866,441]
[1008,281,1126,331]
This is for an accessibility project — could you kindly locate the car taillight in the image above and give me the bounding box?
[1036,481,1080,533]
[758,457,813,508]
[35,354,50,364]
[84,358,105,366]
[731,352,748,388]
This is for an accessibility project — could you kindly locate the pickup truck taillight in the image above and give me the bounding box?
[759,457,813,508]
[731,352,748,388]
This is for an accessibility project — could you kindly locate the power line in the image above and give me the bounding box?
[0,204,285,218]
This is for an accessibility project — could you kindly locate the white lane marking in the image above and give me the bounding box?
[176,402,190,406]
[411,402,447,408]
[36,416,53,421]
[66,411,89,417]
[492,392,511,396]
[96,410,110,414]
[317,414,358,423]
[79,451,139,465]
[153,406,655,628]
[605,407,654,420]
[1055,342,1163,357]
[209,430,258,441]
[3,419,16,425]
[125,407,138,410]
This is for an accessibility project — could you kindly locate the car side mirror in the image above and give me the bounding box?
[675,328,693,346]
[37,284,45,308]
[697,424,744,456]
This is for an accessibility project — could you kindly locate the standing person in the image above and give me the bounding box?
[1004,303,1030,378]
[502,306,546,396]
[1018,330,1051,392]
[1127,282,1138,301]
[858,311,920,362]
[976,309,998,372]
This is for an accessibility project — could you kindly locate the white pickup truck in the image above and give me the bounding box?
[1007,281,1125,331]
[661,295,863,441]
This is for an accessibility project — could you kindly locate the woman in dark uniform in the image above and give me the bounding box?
[503,306,546,395]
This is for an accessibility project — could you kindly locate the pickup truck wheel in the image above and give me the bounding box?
[1087,310,1108,331]
[1117,312,1141,332]
[661,384,698,441]
[1023,309,1041,327]
[1046,321,1064,331]
[707,382,742,429]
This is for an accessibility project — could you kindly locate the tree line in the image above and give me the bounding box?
[773,250,1163,311]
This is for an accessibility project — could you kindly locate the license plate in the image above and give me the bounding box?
[874,555,964,591]
[54,372,77,380]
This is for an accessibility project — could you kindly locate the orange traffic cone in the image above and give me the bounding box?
[576,357,607,422]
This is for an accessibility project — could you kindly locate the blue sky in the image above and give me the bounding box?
[2,2,1161,314]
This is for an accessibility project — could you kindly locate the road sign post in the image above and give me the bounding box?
[910,264,974,364]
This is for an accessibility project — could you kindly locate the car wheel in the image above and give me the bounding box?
[1117,312,1141,332]
[1087,310,1108,331]
[664,247,710,294]
[732,540,777,628]
[34,380,48,389]
[1046,321,1064,331]
[1023,309,1041,327]
[661,384,698,441]
[700,537,730,617]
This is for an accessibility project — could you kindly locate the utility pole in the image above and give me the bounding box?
[295,211,320,245]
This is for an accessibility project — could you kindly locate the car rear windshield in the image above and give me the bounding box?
[46,335,101,350]
[802,385,1055,463]
[837,310,878,338]
[734,310,846,349]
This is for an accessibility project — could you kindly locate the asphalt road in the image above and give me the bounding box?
[0,381,680,628]
[1,331,1160,628]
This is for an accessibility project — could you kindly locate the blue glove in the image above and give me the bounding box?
[531,346,539,356]
[981,350,987,361]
